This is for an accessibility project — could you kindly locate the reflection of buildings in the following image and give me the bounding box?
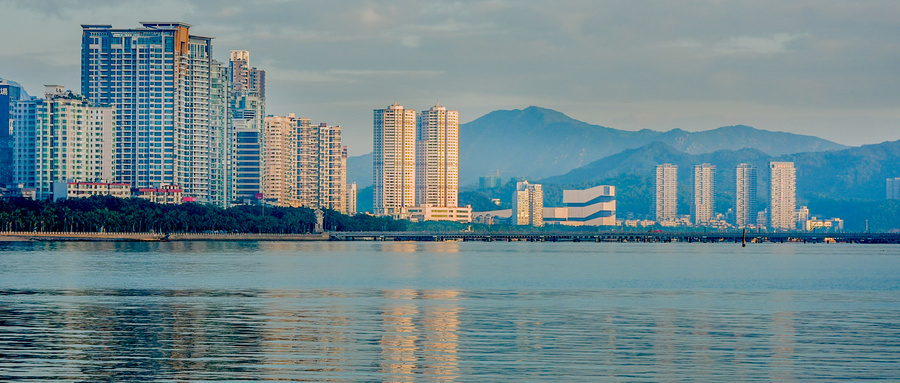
[379,289,460,381]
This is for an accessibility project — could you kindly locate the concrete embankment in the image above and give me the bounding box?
[0,232,331,242]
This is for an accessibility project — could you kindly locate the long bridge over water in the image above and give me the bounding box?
[332,231,900,244]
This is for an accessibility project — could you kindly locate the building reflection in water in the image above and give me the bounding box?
[379,289,461,382]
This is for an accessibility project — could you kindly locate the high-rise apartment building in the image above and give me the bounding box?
[263,114,299,206]
[735,164,758,228]
[13,86,116,199]
[656,164,678,222]
[769,162,796,231]
[347,182,358,215]
[229,50,266,204]
[513,181,543,226]
[693,163,715,225]
[296,120,345,212]
[0,79,29,185]
[416,103,459,208]
[887,177,900,199]
[81,23,228,204]
[373,102,416,216]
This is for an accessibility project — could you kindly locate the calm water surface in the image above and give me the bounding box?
[1,241,899,381]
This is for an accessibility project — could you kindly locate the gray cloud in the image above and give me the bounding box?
[1,0,898,154]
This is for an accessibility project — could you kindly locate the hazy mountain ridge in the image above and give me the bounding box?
[348,106,849,188]
[542,139,900,202]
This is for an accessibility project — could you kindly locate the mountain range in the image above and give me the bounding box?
[348,106,848,188]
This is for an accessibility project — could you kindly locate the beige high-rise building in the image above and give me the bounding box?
[374,102,417,216]
[347,182,357,215]
[769,162,796,231]
[656,164,678,222]
[263,114,299,206]
[513,181,543,226]
[693,163,715,225]
[416,103,459,208]
[735,164,758,228]
[297,119,345,212]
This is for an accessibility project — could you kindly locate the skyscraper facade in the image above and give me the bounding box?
[769,161,796,230]
[81,23,228,203]
[513,181,544,226]
[656,164,678,222]
[373,102,416,216]
[416,103,459,208]
[735,163,758,228]
[692,163,715,225]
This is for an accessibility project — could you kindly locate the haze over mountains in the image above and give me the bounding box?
[348,106,849,188]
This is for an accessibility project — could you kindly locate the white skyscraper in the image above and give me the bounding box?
[373,102,417,216]
[656,164,678,222]
[769,162,796,231]
[513,181,543,226]
[416,103,459,208]
[693,163,716,225]
[735,164,758,228]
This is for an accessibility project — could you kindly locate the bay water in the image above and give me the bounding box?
[1,241,898,381]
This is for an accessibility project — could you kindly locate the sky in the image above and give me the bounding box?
[1,0,899,155]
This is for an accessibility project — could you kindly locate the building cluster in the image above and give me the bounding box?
[1,22,354,213]
[653,161,842,232]
[373,102,470,222]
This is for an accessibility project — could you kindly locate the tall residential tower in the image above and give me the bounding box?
[693,164,716,225]
[81,22,228,203]
[735,164,758,227]
[416,103,459,208]
[769,162,796,230]
[373,102,416,216]
[656,164,678,222]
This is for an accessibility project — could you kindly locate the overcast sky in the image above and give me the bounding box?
[2,0,898,155]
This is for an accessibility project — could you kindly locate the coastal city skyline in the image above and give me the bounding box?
[2,1,900,156]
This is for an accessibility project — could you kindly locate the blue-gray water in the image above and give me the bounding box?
[1,241,899,381]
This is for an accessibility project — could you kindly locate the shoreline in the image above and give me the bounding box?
[1,231,898,244]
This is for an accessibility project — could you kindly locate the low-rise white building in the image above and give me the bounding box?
[405,205,473,223]
[545,185,616,226]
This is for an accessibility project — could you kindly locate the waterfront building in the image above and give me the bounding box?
[229,50,266,204]
[297,119,346,212]
[8,80,40,190]
[54,181,131,200]
[208,61,231,207]
[513,181,543,226]
[81,23,229,204]
[769,162,796,230]
[134,185,184,204]
[405,205,473,223]
[347,182,358,215]
[887,177,900,199]
[373,102,417,216]
[416,103,459,208]
[263,114,299,206]
[544,185,616,226]
[693,164,716,225]
[655,164,678,222]
[735,164,758,228]
[341,146,348,213]
[16,86,116,199]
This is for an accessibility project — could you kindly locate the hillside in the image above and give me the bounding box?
[348,106,848,187]
[532,140,900,230]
